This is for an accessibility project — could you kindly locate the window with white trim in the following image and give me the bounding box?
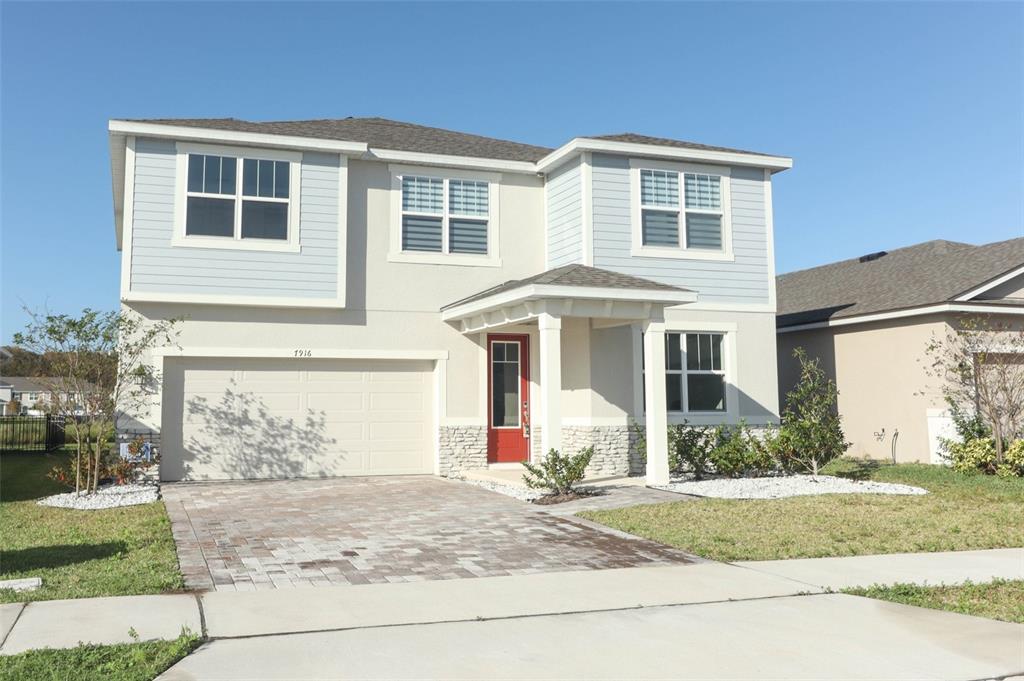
[400,174,490,255]
[643,332,727,413]
[185,153,292,242]
[639,168,725,251]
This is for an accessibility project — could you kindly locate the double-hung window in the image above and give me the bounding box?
[177,145,299,251]
[645,332,728,413]
[391,166,499,265]
[633,162,731,259]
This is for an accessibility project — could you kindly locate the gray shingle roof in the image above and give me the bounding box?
[443,264,688,309]
[588,133,780,158]
[127,117,780,163]
[131,117,554,162]
[776,237,1024,328]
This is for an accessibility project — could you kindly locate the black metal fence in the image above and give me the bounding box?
[0,415,67,453]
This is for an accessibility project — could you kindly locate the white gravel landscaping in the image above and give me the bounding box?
[459,478,544,501]
[37,483,159,510]
[659,475,928,500]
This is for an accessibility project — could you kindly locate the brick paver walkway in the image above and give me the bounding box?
[162,476,695,592]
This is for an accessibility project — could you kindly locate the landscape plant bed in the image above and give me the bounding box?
[580,461,1024,561]
[0,631,199,681]
[37,483,159,510]
[845,579,1024,624]
[0,451,183,603]
[658,474,927,499]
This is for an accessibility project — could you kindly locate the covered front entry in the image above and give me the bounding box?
[487,334,530,463]
[161,358,434,481]
[442,264,698,485]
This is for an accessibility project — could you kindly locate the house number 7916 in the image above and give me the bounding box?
[294,349,312,357]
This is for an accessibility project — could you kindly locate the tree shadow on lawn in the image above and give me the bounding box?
[826,458,884,481]
[1,541,127,574]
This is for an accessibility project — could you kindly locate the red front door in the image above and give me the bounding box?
[487,334,530,463]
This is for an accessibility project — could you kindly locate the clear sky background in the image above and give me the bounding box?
[1,1,1021,342]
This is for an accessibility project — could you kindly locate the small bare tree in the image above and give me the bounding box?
[13,308,179,494]
[924,316,1024,463]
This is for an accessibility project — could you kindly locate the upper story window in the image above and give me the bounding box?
[174,143,301,252]
[389,165,500,267]
[630,160,733,262]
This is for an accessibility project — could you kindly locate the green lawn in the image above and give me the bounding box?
[0,450,183,603]
[846,579,1024,624]
[0,631,199,681]
[580,461,1024,561]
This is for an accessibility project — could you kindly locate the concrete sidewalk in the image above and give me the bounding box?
[160,593,1024,680]
[0,562,810,653]
[2,548,1022,656]
[737,547,1024,590]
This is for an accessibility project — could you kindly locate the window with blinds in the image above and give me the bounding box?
[400,175,490,256]
[638,168,724,251]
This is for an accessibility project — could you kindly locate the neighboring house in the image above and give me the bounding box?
[776,238,1024,464]
[108,117,792,483]
[0,377,84,415]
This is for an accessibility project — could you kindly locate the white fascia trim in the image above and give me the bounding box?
[777,302,1024,333]
[152,347,449,361]
[681,301,776,313]
[581,152,594,266]
[440,284,698,321]
[954,263,1024,301]
[122,291,344,309]
[370,148,537,175]
[108,120,369,155]
[119,136,136,296]
[537,138,793,174]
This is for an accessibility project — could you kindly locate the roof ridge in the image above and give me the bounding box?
[778,238,977,278]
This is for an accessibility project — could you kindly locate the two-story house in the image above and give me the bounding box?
[108,118,791,485]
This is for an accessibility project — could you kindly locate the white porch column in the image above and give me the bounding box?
[538,311,563,457]
[642,320,670,485]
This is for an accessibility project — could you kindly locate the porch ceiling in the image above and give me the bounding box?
[440,264,696,334]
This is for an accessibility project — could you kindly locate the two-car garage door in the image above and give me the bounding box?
[160,358,434,481]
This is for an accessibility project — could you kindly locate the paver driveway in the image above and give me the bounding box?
[162,476,696,591]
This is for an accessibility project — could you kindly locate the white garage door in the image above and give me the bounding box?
[161,358,434,481]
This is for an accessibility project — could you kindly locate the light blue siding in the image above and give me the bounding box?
[591,154,770,305]
[545,158,582,268]
[129,138,339,300]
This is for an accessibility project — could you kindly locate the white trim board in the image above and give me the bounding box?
[109,120,368,155]
[777,302,1024,333]
[152,347,449,361]
[954,264,1024,301]
[441,284,697,322]
[122,291,344,309]
[536,138,793,174]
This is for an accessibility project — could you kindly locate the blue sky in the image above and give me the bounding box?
[2,1,1021,342]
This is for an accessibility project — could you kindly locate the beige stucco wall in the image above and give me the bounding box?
[778,314,952,463]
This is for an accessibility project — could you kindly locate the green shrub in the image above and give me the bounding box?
[668,423,715,478]
[779,348,849,475]
[949,437,1024,478]
[708,423,776,478]
[522,447,595,495]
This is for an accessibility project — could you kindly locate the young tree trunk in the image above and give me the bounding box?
[93,435,102,492]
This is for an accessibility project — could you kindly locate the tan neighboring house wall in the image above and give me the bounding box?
[777,314,950,463]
